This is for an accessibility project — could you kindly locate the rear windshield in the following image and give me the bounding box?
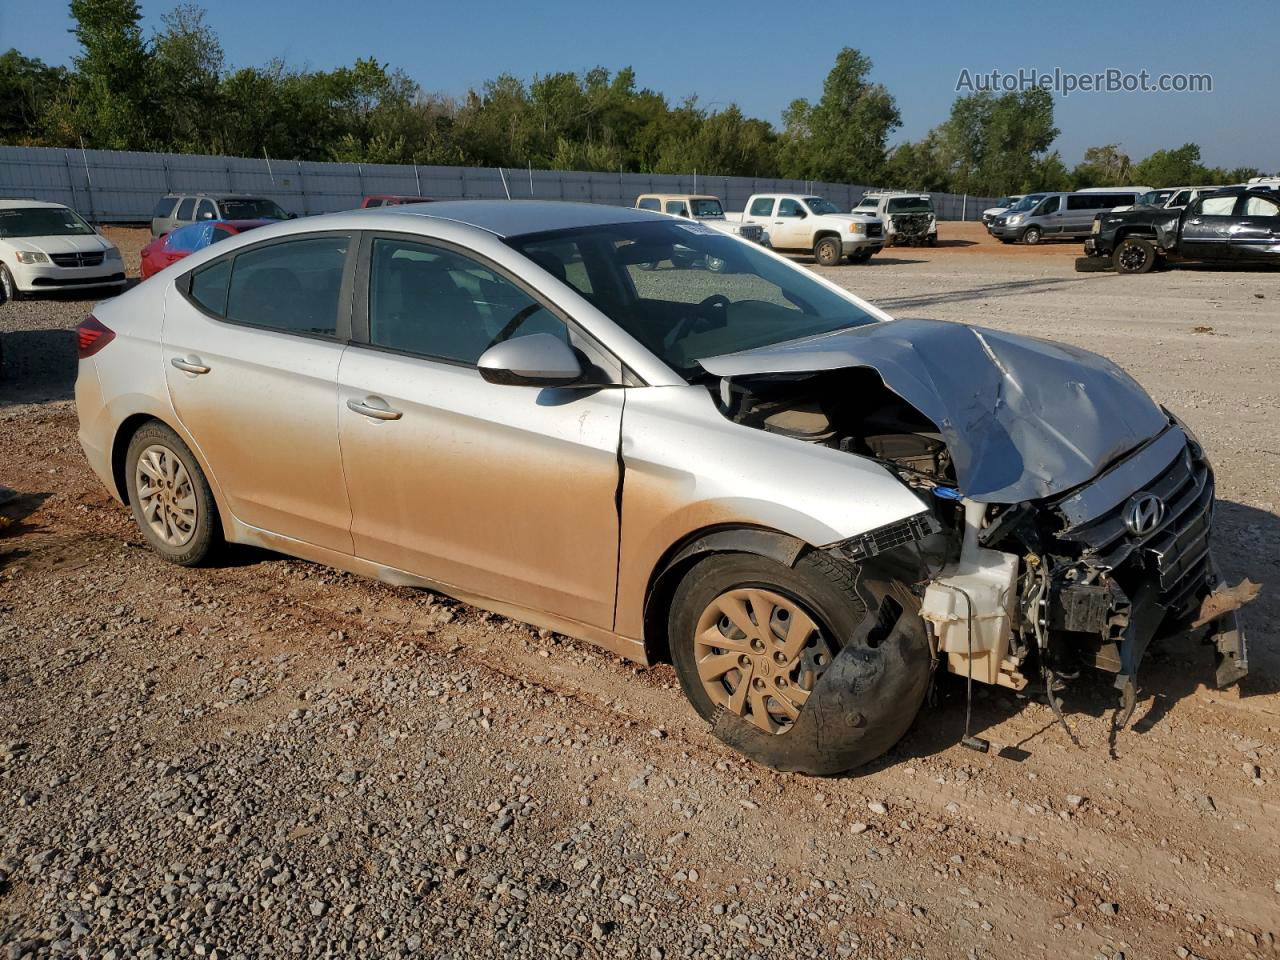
[804,197,841,215]
[886,197,933,213]
[688,198,724,218]
[219,198,288,220]
[0,207,95,238]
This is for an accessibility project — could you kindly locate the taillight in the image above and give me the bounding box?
[77,315,115,359]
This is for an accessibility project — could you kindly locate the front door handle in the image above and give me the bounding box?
[1187,218,1203,225]
[347,397,402,421]
[171,356,210,375]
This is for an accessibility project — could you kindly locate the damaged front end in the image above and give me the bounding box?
[700,319,1251,741]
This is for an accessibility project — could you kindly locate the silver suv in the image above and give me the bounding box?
[150,194,292,237]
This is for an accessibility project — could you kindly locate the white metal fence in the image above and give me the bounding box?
[0,145,995,223]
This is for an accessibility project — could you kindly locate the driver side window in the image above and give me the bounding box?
[367,237,566,365]
[778,199,803,217]
[1037,196,1061,214]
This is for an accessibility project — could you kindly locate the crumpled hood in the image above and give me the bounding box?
[699,318,1170,504]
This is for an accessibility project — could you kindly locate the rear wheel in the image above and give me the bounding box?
[1113,236,1156,274]
[125,421,220,565]
[813,237,843,266]
[1021,225,1042,245]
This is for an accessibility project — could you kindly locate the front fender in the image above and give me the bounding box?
[614,385,927,642]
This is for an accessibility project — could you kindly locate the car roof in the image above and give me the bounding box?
[350,200,669,238]
[0,198,69,210]
[637,194,721,202]
[164,193,274,201]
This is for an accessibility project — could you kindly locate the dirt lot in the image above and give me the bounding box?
[2,226,1278,960]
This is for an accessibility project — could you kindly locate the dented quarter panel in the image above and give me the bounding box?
[614,385,929,641]
[699,317,1170,503]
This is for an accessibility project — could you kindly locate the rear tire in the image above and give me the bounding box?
[125,421,220,566]
[813,237,843,266]
[1021,226,1042,245]
[1113,236,1156,274]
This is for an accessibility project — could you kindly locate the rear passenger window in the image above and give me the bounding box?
[224,237,349,336]
[1245,196,1280,216]
[176,198,195,221]
[750,197,774,217]
[368,237,565,365]
[189,259,232,316]
[1198,196,1237,216]
[152,197,177,218]
[1067,195,1097,210]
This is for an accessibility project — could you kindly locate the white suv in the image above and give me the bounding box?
[0,199,127,302]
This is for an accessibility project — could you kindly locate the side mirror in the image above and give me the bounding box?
[477,333,583,387]
[794,208,807,218]
[287,212,298,219]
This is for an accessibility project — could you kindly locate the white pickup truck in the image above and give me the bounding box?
[727,193,884,265]
[635,194,768,247]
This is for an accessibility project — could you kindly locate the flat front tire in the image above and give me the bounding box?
[125,421,220,565]
[669,551,929,774]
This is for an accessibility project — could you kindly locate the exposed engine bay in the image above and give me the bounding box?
[711,362,1252,730]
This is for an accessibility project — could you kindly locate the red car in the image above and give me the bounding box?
[360,195,434,207]
[139,219,271,279]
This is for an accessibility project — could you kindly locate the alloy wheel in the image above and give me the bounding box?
[134,443,198,546]
[693,587,836,734]
[1118,242,1148,272]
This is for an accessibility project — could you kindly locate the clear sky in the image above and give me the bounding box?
[3,0,1276,170]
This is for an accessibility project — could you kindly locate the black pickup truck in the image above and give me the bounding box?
[1080,187,1280,274]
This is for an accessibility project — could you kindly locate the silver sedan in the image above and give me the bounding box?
[74,201,1246,774]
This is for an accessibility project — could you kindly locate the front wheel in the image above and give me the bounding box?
[669,551,930,775]
[813,237,843,266]
[0,264,24,303]
[125,421,221,565]
[1113,236,1156,274]
[1021,225,1042,245]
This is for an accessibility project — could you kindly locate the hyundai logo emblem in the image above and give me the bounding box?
[1123,493,1166,536]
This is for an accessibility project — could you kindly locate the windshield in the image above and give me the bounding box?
[995,196,1017,207]
[1136,190,1175,207]
[1008,195,1045,212]
[886,197,933,214]
[804,197,841,215]
[507,220,877,380]
[688,198,724,218]
[0,206,95,238]
[219,198,287,220]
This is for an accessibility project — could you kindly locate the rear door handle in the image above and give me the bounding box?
[171,356,210,375]
[347,397,402,421]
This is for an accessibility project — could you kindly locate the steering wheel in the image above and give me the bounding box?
[669,294,731,346]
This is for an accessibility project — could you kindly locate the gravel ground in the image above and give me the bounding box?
[1,226,1278,960]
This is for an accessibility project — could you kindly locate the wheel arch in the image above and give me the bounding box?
[108,411,231,538]
[812,229,842,248]
[640,524,808,665]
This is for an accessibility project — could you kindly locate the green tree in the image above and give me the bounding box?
[149,4,223,151]
[1131,143,1210,187]
[777,48,900,183]
[1070,144,1133,188]
[52,0,154,148]
[935,88,1058,195]
[0,50,70,144]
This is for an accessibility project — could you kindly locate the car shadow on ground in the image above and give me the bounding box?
[0,329,77,403]
[0,491,53,571]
